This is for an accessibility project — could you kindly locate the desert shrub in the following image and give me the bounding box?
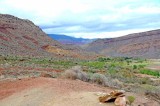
[108,68,117,75]
[124,57,133,60]
[63,66,89,81]
[145,87,160,104]
[90,73,123,88]
[138,84,160,94]
[63,69,76,79]
[98,57,107,62]
[109,63,116,68]
[127,96,135,105]
[111,78,124,88]
[137,59,144,63]
[138,77,151,84]
[126,60,132,65]
[107,67,135,83]
[98,57,112,62]
[77,71,88,82]
[133,65,137,69]
[90,73,107,85]
[138,65,145,69]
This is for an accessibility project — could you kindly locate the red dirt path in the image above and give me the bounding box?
[0,77,109,100]
[0,77,159,106]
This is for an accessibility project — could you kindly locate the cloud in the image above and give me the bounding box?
[0,0,160,38]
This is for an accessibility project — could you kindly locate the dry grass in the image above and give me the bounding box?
[145,90,160,104]
[63,66,89,81]
[90,73,107,86]
[63,66,124,89]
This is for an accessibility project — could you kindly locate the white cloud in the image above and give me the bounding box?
[0,0,160,38]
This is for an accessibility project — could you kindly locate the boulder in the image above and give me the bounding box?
[99,90,125,103]
[115,96,127,106]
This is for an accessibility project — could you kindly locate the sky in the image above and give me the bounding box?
[0,0,160,38]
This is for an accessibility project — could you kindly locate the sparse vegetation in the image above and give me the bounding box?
[145,89,160,104]
[63,66,89,81]
[1,14,160,105]
[90,73,108,86]
[0,55,159,98]
[127,96,135,105]
[133,65,137,69]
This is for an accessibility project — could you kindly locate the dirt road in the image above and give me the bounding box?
[0,77,159,106]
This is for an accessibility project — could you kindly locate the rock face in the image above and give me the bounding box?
[85,29,160,58]
[0,14,62,57]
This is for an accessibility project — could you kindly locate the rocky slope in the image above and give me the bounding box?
[0,14,63,57]
[0,14,97,59]
[85,29,160,58]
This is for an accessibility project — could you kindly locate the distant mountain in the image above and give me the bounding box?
[48,34,95,45]
[84,29,160,59]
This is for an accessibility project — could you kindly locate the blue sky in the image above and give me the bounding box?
[0,0,160,38]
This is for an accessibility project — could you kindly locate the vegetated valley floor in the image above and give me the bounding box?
[0,55,160,106]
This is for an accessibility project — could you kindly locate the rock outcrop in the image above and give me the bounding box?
[99,90,130,106]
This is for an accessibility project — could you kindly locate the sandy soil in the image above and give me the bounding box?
[0,77,159,106]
